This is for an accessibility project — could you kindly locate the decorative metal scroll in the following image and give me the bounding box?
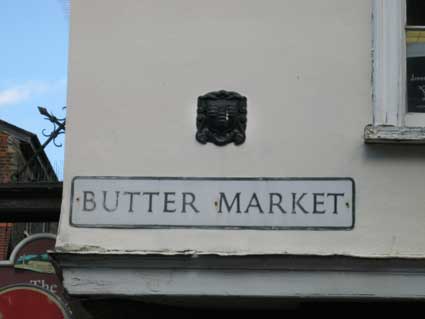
[14,107,66,180]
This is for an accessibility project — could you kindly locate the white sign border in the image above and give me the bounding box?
[69,176,355,231]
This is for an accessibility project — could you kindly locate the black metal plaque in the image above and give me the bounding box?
[196,90,247,146]
[407,56,425,113]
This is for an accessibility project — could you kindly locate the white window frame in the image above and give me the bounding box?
[365,0,425,143]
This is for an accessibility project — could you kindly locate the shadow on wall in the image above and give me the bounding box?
[362,143,425,163]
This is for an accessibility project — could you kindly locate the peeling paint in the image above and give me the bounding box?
[364,124,425,143]
[53,244,425,260]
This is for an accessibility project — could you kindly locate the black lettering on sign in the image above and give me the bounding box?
[163,192,177,213]
[218,193,241,213]
[142,192,159,213]
[312,193,326,214]
[82,191,96,212]
[123,192,141,213]
[327,193,345,214]
[102,191,120,212]
[268,193,287,214]
[291,193,310,214]
[244,193,264,214]
[182,192,199,213]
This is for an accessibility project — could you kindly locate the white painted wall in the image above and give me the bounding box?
[57,0,425,258]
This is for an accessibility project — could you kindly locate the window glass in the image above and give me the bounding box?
[407,0,425,26]
[406,0,425,113]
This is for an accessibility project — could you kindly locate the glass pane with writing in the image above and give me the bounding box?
[407,1,425,112]
[407,31,425,113]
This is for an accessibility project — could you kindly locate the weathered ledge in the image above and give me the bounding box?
[364,125,425,144]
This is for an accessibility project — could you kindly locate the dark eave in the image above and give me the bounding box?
[0,183,62,222]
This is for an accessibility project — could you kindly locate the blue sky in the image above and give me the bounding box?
[0,0,69,179]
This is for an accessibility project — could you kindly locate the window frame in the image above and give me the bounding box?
[365,0,425,143]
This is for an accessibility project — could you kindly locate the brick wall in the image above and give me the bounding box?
[0,132,12,183]
[0,128,58,260]
[0,224,12,260]
[0,131,13,259]
[0,130,39,183]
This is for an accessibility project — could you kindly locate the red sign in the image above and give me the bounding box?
[0,234,69,317]
[0,285,69,318]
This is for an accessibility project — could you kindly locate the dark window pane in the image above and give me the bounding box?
[407,0,425,25]
[29,222,43,234]
[407,56,425,112]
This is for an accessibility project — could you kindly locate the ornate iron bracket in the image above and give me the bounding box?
[38,106,66,148]
[13,107,66,181]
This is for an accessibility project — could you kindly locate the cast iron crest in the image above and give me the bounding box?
[196,90,247,146]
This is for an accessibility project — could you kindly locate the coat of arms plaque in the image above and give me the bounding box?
[196,90,247,146]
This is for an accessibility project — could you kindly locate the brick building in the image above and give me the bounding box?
[0,119,57,260]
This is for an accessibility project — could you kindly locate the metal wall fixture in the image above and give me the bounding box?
[196,90,247,146]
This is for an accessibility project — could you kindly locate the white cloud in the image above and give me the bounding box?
[0,80,66,108]
[0,87,31,106]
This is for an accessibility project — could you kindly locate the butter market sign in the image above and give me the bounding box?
[71,177,355,230]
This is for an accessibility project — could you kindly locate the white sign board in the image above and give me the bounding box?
[70,177,354,230]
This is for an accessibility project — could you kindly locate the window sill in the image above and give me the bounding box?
[364,124,425,144]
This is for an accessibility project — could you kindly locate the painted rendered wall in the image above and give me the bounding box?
[57,0,425,258]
